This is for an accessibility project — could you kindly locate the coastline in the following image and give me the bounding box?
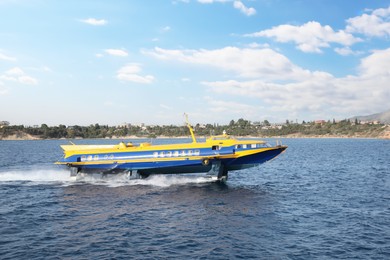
[1,132,389,141]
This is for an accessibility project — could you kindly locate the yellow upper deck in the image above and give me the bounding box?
[60,116,266,158]
[60,134,266,158]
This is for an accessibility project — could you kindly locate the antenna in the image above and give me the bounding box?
[184,113,197,143]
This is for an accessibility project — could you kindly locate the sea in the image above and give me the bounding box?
[0,138,389,259]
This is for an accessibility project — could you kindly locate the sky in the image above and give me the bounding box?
[1,0,390,126]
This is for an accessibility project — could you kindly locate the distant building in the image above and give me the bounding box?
[315,120,326,125]
[118,123,132,128]
[361,120,380,125]
[261,123,283,130]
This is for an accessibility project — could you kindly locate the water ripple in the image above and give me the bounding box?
[0,139,389,259]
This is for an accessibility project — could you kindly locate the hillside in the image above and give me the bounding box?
[351,109,390,124]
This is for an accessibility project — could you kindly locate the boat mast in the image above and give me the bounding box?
[184,113,197,143]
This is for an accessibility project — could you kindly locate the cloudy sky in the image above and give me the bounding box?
[1,0,390,126]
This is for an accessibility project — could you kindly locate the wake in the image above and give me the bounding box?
[0,168,216,187]
[0,168,70,183]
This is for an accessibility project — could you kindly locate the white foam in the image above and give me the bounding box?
[0,168,71,183]
[108,174,216,187]
[0,169,216,187]
[76,173,216,187]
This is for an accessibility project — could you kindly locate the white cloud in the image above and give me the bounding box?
[205,96,257,115]
[116,64,154,84]
[146,45,390,119]
[246,42,270,49]
[233,1,256,16]
[18,75,38,85]
[160,104,172,110]
[0,52,16,61]
[198,0,230,3]
[80,18,107,26]
[197,0,256,16]
[358,48,390,78]
[346,6,390,37]
[0,67,38,85]
[5,67,24,76]
[144,46,310,80]
[201,48,390,119]
[246,21,362,53]
[105,49,128,57]
[334,47,362,56]
[42,66,51,72]
[162,26,171,32]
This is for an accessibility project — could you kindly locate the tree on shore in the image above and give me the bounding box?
[0,119,387,139]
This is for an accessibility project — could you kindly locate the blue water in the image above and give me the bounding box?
[0,138,389,259]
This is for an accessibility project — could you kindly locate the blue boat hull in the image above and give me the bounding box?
[69,146,286,177]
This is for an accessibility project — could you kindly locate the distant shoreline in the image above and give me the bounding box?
[1,132,389,141]
[2,119,389,141]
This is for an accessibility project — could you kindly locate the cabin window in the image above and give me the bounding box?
[153,152,158,158]
[194,150,200,156]
[94,155,99,161]
[160,151,165,158]
[188,150,193,156]
[181,150,186,156]
[235,145,241,149]
[109,154,114,160]
[212,145,219,150]
[251,144,257,148]
[242,144,247,149]
[173,151,179,157]
[167,151,172,157]
[81,155,86,161]
[87,155,93,161]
